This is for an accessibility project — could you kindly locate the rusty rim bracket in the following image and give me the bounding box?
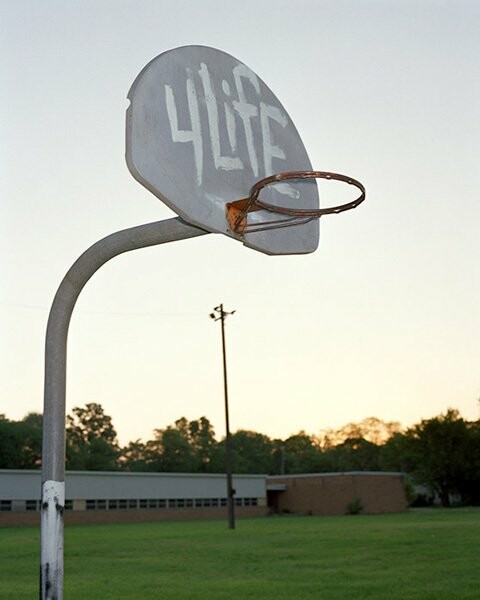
[226,170,366,235]
[226,198,261,234]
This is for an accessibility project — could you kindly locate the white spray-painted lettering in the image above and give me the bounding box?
[164,61,295,196]
[198,63,243,173]
[164,71,203,186]
[222,79,237,153]
[231,63,261,177]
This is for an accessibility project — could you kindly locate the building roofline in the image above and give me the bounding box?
[267,471,404,479]
[0,469,266,479]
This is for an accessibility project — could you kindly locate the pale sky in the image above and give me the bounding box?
[2,0,479,446]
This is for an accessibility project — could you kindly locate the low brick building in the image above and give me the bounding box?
[267,472,407,515]
[0,469,406,526]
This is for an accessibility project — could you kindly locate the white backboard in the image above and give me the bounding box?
[126,46,319,255]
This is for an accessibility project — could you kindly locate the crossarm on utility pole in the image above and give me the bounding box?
[40,217,208,600]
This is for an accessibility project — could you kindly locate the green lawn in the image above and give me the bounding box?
[1,509,479,599]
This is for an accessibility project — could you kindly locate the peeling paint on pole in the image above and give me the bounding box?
[40,480,65,599]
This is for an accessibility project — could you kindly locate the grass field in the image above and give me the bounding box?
[1,509,479,599]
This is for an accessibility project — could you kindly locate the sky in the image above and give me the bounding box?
[2,0,479,446]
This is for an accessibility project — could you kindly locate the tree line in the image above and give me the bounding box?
[1,404,479,507]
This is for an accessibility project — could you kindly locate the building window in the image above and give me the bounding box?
[60,496,258,512]
[26,500,39,511]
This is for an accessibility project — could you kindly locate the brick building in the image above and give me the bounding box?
[0,469,406,526]
[267,472,407,515]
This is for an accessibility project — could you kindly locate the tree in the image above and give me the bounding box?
[188,417,217,472]
[319,417,402,447]
[326,437,381,472]
[66,403,120,470]
[148,417,201,472]
[380,431,412,473]
[18,412,43,468]
[211,430,274,474]
[0,412,42,469]
[282,432,324,474]
[398,409,479,506]
[120,439,153,472]
[457,420,480,505]
[0,414,24,468]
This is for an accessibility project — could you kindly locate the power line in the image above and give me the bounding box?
[0,302,204,318]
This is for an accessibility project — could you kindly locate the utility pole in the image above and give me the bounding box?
[210,304,236,530]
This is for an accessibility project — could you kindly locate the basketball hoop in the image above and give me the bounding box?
[226,170,366,235]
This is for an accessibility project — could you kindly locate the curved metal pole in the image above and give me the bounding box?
[40,217,208,599]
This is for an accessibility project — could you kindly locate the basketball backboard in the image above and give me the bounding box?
[126,46,319,255]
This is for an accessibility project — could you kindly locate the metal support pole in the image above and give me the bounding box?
[40,217,208,599]
[210,304,235,530]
